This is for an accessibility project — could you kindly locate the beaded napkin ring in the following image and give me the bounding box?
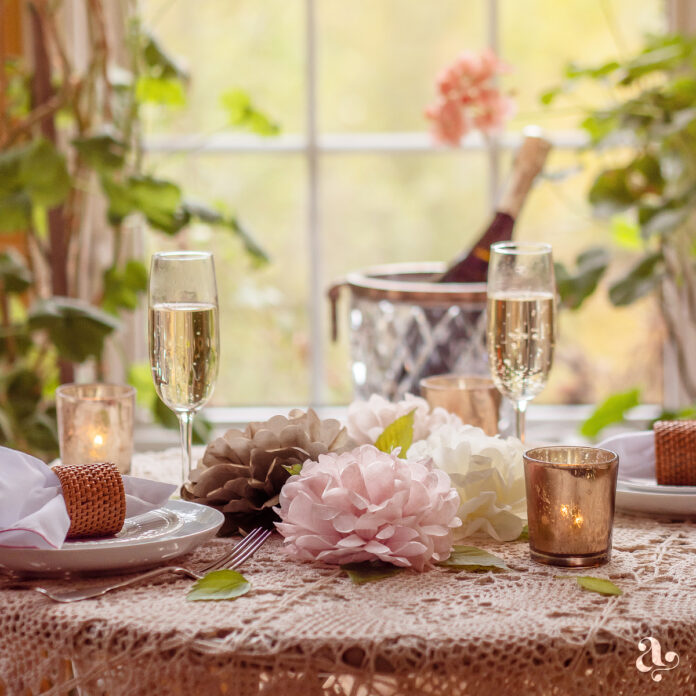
[654,420,696,486]
[53,462,126,538]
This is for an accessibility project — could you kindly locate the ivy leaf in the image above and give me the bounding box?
[6,369,42,420]
[220,88,280,136]
[608,252,663,307]
[556,575,623,596]
[437,546,509,573]
[136,75,186,107]
[28,297,120,363]
[186,569,251,601]
[19,138,71,208]
[555,247,609,310]
[142,32,188,82]
[0,249,32,293]
[102,260,148,314]
[341,562,404,585]
[0,192,31,232]
[72,132,127,172]
[580,388,641,438]
[374,409,415,458]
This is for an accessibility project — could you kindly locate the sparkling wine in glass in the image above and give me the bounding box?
[148,251,219,484]
[486,242,555,442]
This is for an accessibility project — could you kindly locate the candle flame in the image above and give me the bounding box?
[93,434,104,447]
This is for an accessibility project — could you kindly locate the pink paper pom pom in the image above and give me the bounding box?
[275,445,461,571]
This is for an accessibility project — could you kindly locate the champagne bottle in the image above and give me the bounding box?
[436,131,552,283]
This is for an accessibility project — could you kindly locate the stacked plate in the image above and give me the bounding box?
[599,431,696,516]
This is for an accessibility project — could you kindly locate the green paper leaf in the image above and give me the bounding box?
[517,525,529,541]
[282,463,303,476]
[556,575,623,596]
[374,409,415,458]
[341,562,404,585]
[580,388,641,438]
[437,545,509,573]
[186,569,251,601]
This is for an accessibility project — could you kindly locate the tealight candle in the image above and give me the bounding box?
[57,384,136,474]
[523,446,618,567]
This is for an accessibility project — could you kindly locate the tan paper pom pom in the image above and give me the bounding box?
[182,409,353,534]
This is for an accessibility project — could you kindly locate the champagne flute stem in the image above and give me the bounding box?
[178,411,194,485]
[514,400,528,443]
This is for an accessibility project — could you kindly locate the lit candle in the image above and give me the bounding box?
[524,446,618,568]
[57,384,135,474]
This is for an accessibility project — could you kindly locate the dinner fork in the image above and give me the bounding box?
[32,527,272,603]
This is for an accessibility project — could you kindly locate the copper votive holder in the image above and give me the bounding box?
[56,383,135,475]
[420,374,501,435]
[523,446,618,567]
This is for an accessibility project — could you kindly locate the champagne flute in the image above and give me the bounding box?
[148,251,219,484]
[486,242,555,443]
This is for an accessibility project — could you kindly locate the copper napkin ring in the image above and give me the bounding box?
[654,420,696,486]
[54,462,126,538]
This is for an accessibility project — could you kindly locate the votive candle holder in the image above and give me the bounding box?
[523,446,618,567]
[420,374,501,436]
[56,383,136,474]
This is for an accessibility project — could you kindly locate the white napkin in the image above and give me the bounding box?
[0,446,177,550]
[598,431,654,479]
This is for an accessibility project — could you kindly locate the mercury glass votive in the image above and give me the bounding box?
[57,384,136,474]
[420,374,501,436]
[523,446,618,567]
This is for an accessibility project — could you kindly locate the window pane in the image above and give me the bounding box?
[144,154,310,405]
[505,148,662,404]
[140,0,303,133]
[501,0,666,131]
[318,0,486,132]
[321,152,490,402]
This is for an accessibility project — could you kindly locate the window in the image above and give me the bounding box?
[140,0,670,408]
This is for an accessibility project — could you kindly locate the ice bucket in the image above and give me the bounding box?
[328,262,489,400]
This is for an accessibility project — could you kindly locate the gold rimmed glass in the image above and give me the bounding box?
[148,251,219,484]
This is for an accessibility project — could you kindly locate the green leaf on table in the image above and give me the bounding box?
[374,409,415,458]
[608,252,663,307]
[437,546,509,573]
[220,88,280,136]
[555,247,609,310]
[579,388,641,438]
[341,562,404,585]
[556,575,623,596]
[28,296,120,363]
[517,525,529,541]
[186,569,251,601]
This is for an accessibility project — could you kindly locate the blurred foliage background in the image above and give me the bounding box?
[140,0,666,407]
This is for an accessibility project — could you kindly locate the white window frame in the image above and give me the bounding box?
[139,0,688,415]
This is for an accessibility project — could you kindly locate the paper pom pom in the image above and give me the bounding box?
[275,444,461,571]
[408,423,526,542]
[346,393,461,447]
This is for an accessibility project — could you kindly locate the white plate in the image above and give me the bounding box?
[618,476,696,495]
[0,501,223,575]
[616,483,696,517]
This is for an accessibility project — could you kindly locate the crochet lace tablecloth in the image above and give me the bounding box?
[1,452,695,696]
